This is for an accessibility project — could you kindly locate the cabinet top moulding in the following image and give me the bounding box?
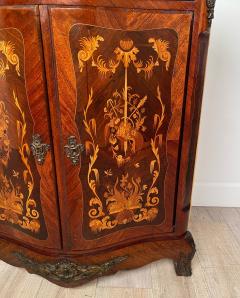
[0,0,196,9]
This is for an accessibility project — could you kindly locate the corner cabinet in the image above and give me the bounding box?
[0,0,216,287]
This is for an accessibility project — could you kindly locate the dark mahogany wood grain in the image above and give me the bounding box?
[50,6,193,251]
[0,231,195,287]
[0,1,195,10]
[0,0,215,287]
[174,0,210,235]
[0,6,61,249]
[176,30,210,228]
[38,5,70,251]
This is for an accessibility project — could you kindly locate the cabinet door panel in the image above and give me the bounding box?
[50,7,192,250]
[0,7,61,248]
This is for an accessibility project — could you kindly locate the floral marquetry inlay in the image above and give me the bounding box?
[78,35,171,78]
[70,26,178,237]
[0,29,47,238]
[0,92,40,232]
[0,40,20,78]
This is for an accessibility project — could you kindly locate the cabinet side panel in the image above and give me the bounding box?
[175,30,210,232]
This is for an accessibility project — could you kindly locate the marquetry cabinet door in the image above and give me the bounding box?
[0,7,61,249]
[50,6,193,251]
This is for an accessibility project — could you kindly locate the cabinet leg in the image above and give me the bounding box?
[173,231,196,276]
[174,253,193,276]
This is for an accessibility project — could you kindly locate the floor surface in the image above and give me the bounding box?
[0,207,240,298]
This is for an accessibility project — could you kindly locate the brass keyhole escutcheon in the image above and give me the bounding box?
[64,136,85,166]
[30,134,50,165]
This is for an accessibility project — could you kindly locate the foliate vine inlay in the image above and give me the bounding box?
[0,40,20,78]
[14,252,128,282]
[206,0,216,27]
[0,37,42,234]
[0,92,40,232]
[76,34,171,233]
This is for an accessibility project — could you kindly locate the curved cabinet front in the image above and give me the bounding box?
[0,0,214,287]
[0,6,61,249]
[50,7,193,251]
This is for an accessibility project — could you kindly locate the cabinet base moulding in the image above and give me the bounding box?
[0,231,195,287]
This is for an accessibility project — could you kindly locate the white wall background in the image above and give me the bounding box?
[192,0,240,207]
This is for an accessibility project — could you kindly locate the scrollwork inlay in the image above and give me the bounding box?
[0,34,43,235]
[0,40,20,78]
[77,36,170,232]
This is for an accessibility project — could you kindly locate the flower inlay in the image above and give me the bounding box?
[73,32,174,233]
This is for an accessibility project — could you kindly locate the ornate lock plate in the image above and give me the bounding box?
[64,136,85,166]
[30,134,50,165]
